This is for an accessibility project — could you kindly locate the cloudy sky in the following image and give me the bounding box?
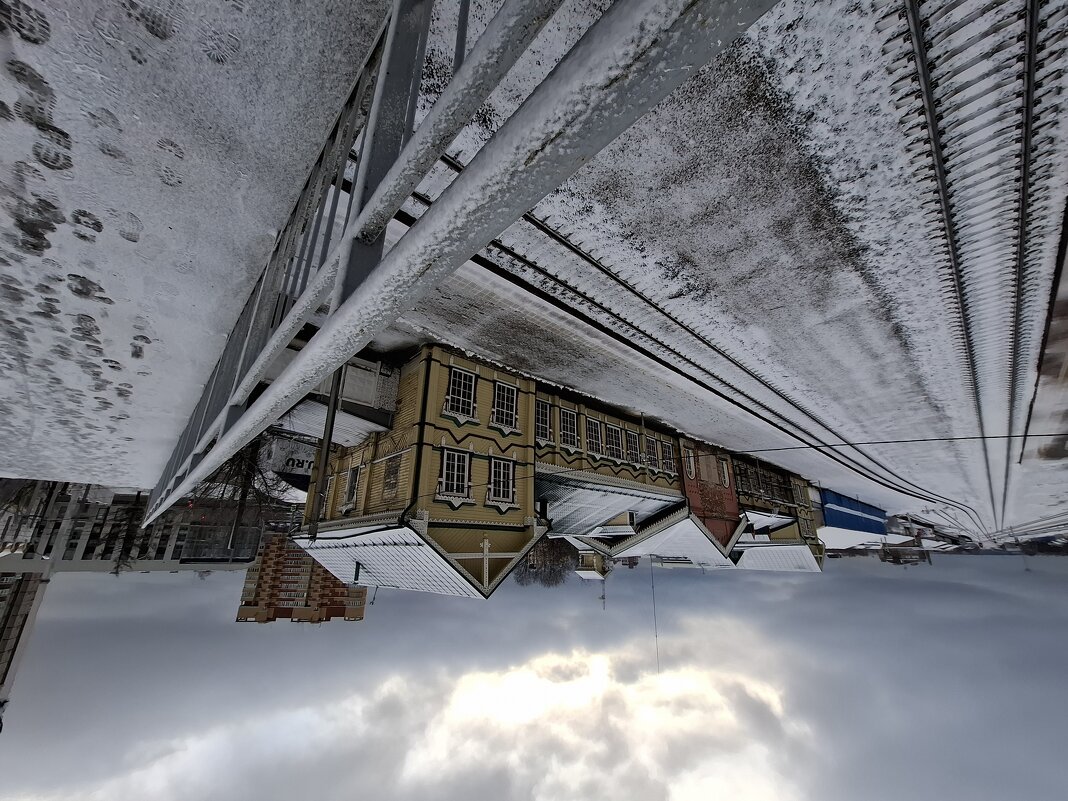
[1,555,1065,801]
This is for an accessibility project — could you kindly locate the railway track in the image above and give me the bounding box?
[881,0,1068,531]
[398,184,990,530]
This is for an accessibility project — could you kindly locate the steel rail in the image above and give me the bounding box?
[433,155,985,525]
[389,193,988,529]
[234,0,565,407]
[903,0,999,527]
[142,0,781,524]
[999,0,1042,526]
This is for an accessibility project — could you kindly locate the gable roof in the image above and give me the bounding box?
[735,544,821,572]
[294,524,483,598]
[613,514,735,569]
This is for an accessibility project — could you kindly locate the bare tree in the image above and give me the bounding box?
[512,537,579,587]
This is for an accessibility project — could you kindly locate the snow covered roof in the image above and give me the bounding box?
[817,526,913,551]
[294,525,481,599]
[741,511,796,532]
[735,545,821,573]
[614,516,734,569]
[534,469,682,538]
[275,400,386,447]
[575,569,606,581]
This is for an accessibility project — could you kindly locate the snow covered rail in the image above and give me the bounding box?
[878,0,1068,531]
[144,0,780,524]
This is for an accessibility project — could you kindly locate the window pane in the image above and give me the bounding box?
[535,400,552,441]
[605,426,623,459]
[383,455,400,497]
[345,467,359,502]
[446,368,475,416]
[440,450,470,496]
[585,419,602,454]
[489,458,514,502]
[662,442,676,473]
[560,409,579,448]
[644,437,659,470]
[625,430,640,463]
[492,383,518,428]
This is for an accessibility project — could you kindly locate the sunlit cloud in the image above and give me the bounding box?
[14,631,805,801]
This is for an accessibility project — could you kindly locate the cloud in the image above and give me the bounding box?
[5,557,1068,801]
[12,630,807,801]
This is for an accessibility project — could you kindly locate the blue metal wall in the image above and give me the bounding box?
[820,489,887,535]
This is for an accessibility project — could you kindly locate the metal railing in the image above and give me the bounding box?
[145,0,777,525]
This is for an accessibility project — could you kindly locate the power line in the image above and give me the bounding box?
[742,433,1068,454]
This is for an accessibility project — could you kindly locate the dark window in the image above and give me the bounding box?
[344,466,360,503]
[383,456,400,499]
[626,430,641,463]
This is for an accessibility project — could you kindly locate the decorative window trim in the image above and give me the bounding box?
[436,449,474,508]
[489,381,521,434]
[486,457,519,512]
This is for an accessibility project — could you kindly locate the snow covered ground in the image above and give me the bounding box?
[0,0,388,484]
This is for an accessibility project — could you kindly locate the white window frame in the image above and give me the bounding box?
[487,457,517,509]
[644,437,659,470]
[625,430,641,464]
[604,425,624,460]
[585,418,603,455]
[535,400,553,443]
[490,381,519,432]
[443,367,477,421]
[559,408,579,449]
[662,441,677,474]
[437,449,473,506]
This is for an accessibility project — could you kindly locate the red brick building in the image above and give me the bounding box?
[237,535,367,623]
[678,438,740,547]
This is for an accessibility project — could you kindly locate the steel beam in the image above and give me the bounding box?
[145,0,776,523]
[234,0,566,405]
